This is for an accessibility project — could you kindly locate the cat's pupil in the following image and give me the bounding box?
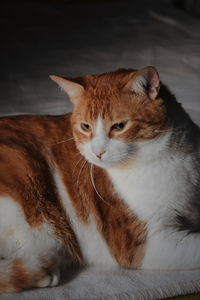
[81,123,90,131]
[112,122,125,131]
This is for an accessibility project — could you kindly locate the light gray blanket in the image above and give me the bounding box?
[0,0,200,298]
[1,267,200,300]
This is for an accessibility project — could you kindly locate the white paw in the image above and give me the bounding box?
[50,270,60,287]
[36,275,52,288]
[36,270,60,288]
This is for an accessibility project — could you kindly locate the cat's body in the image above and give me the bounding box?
[0,66,200,292]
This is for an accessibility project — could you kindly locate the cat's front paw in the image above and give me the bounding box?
[35,270,60,288]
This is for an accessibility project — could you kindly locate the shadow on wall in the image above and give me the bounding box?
[1,0,200,121]
[173,0,200,17]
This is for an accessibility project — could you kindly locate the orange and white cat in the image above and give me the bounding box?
[0,66,200,293]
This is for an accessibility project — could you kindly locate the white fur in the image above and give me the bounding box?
[80,117,200,269]
[0,197,62,272]
[36,271,60,287]
[91,116,108,157]
[54,169,117,268]
[107,133,200,270]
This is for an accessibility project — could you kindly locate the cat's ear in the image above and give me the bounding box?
[124,66,160,100]
[49,75,84,104]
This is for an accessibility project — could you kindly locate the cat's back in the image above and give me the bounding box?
[0,113,72,145]
[0,114,72,186]
[0,113,74,213]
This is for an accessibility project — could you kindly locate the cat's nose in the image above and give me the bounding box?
[94,150,106,159]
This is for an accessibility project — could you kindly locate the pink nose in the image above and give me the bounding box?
[95,151,106,159]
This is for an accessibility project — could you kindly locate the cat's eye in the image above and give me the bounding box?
[111,122,126,131]
[81,123,91,132]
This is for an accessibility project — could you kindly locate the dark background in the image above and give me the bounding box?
[1,0,200,124]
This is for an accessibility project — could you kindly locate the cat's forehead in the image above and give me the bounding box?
[73,69,143,122]
[83,69,137,88]
[80,87,134,122]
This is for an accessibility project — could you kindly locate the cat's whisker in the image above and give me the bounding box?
[51,137,74,146]
[71,154,83,174]
[76,159,88,189]
[72,156,84,178]
[89,164,112,207]
[131,127,184,143]
[155,129,172,133]
[154,127,186,134]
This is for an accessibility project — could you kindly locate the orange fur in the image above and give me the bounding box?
[0,67,169,292]
[0,259,46,292]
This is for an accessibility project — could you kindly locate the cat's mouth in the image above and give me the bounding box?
[91,158,117,168]
[82,151,133,169]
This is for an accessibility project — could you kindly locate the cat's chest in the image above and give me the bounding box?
[107,159,181,223]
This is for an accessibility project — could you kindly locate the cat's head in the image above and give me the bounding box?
[50,67,168,168]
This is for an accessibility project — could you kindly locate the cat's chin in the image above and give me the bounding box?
[85,157,123,169]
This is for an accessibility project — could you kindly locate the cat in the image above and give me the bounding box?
[0,66,200,293]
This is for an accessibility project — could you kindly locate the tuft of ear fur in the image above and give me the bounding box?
[49,75,84,104]
[125,66,160,100]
